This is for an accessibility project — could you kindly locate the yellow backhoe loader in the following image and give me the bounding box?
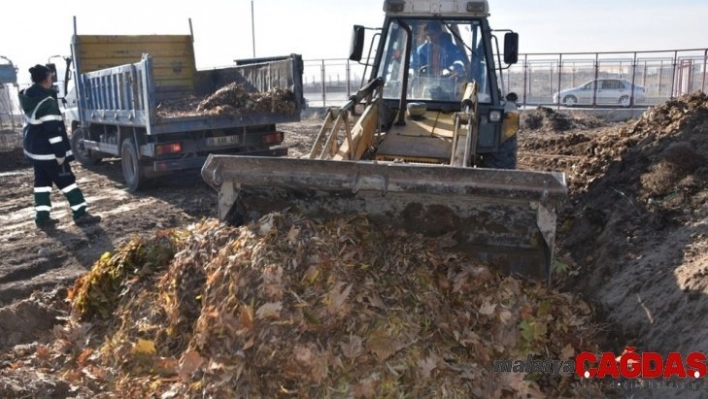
[201,0,568,283]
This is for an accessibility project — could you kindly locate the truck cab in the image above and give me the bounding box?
[349,0,520,168]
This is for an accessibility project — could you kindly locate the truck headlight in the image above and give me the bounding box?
[489,110,502,122]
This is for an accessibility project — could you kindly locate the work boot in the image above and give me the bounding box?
[35,217,59,229]
[73,212,102,226]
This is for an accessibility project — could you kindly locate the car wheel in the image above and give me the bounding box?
[619,96,631,108]
[563,95,577,107]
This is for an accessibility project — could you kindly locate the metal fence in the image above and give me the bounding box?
[302,48,708,108]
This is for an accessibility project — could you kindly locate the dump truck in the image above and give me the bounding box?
[201,0,568,283]
[63,17,305,191]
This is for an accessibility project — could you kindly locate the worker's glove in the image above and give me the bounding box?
[56,157,65,166]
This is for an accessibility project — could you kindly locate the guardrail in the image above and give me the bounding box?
[301,48,708,108]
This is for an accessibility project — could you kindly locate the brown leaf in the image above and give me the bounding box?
[256,302,282,320]
[366,335,405,361]
[327,283,353,315]
[417,356,437,379]
[353,374,380,399]
[239,305,254,330]
[64,370,83,384]
[340,335,363,359]
[502,372,545,398]
[179,350,204,381]
[35,345,50,361]
[368,292,385,309]
[77,348,94,365]
[560,343,575,361]
[479,301,496,316]
[287,225,299,243]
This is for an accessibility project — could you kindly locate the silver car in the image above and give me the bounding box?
[553,78,646,107]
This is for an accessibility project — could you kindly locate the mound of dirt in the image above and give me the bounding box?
[554,92,708,361]
[522,106,605,132]
[0,213,613,398]
[155,83,298,119]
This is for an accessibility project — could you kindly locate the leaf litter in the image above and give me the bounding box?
[0,211,614,398]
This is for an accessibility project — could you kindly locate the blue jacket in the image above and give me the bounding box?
[18,84,74,165]
[411,33,466,73]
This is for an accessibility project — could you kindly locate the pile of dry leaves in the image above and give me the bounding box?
[156,82,298,119]
[1,212,613,398]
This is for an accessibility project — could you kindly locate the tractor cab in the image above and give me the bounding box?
[349,0,520,166]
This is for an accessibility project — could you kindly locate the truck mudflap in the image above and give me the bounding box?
[201,155,568,283]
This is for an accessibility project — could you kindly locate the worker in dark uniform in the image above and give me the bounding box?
[19,64,101,229]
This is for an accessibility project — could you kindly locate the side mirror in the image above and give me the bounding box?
[349,25,365,62]
[503,32,519,65]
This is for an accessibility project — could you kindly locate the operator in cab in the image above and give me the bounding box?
[411,21,466,78]
[409,21,467,100]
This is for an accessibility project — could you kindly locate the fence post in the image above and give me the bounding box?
[571,62,576,87]
[556,53,562,110]
[320,59,326,107]
[346,59,351,99]
[642,61,647,89]
[658,60,664,100]
[592,53,599,107]
[669,51,678,99]
[522,54,528,107]
[702,49,707,94]
[630,52,637,108]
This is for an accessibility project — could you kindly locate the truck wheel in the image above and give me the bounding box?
[70,128,102,166]
[480,135,517,170]
[121,138,149,192]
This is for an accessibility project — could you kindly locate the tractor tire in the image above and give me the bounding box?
[70,128,103,166]
[121,138,150,192]
[480,135,517,170]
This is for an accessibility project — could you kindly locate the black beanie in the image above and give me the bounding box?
[29,64,51,83]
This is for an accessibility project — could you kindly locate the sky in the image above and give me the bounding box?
[1,0,708,87]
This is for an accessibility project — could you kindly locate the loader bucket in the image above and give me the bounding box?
[201,155,568,283]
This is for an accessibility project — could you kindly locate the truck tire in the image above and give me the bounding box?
[121,138,149,192]
[480,135,517,170]
[70,128,103,166]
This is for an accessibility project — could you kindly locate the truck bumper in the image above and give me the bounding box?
[150,146,289,172]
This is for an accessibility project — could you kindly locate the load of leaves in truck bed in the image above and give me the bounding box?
[155,82,297,119]
[1,212,615,398]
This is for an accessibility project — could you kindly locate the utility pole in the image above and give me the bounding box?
[251,0,256,57]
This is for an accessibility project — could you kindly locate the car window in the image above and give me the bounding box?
[601,80,623,90]
[583,82,595,90]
